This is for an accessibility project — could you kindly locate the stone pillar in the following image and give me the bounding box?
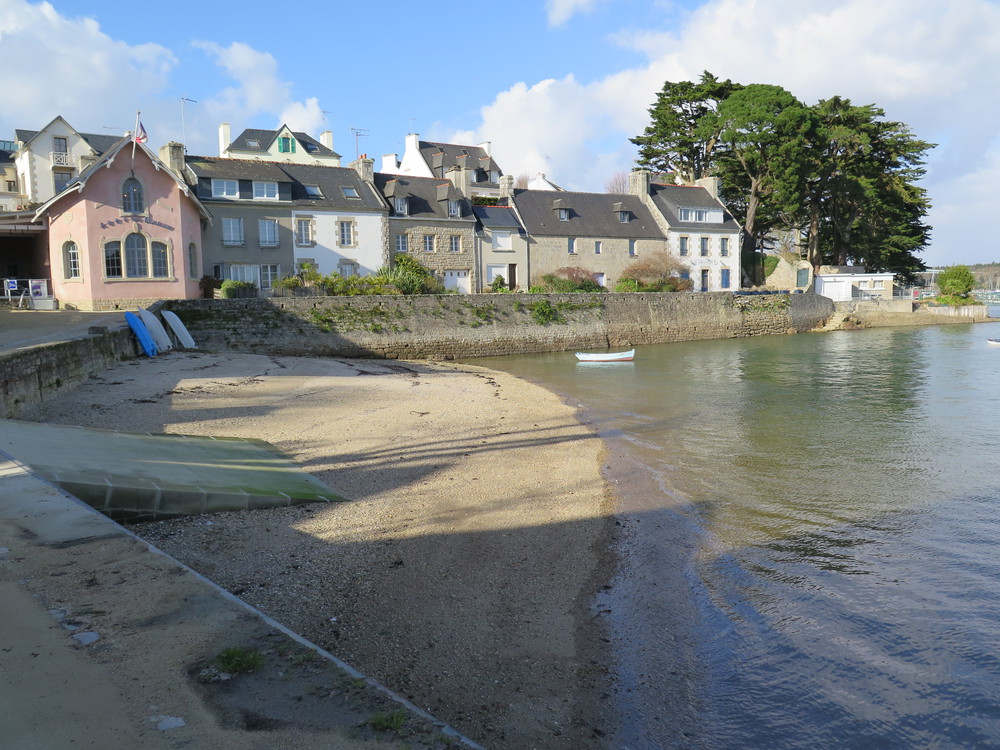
[159,142,186,176]
[628,168,651,197]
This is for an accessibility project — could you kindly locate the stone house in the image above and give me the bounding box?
[504,176,669,290]
[218,123,341,166]
[375,172,477,292]
[34,136,209,311]
[162,145,386,291]
[381,134,503,199]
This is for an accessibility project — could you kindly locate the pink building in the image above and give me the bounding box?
[34,136,210,311]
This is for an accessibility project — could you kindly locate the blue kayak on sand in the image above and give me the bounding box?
[125,311,157,357]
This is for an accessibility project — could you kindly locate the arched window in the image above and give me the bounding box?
[63,241,80,279]
[124,233,148,277]
[122,178,144,213]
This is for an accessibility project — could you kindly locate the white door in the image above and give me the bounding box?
[443,269,471,293]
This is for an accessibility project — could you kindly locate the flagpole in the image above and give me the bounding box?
[132,111,140,163]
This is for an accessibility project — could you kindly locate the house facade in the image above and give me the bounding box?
[474,205,529,291]
[37,137,208,311]
[814,266,895,301]
[0,141,19,212]
[168,147,386,291]
[13,117,122,208]
[635,172,742,293]
[375,172,477,292]
[505,177,669,290]
[218,123,341,166]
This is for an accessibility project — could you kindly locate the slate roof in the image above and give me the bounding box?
[473,205,521,229]
[511,190,665,239]
[184,157,385,211]
[418,141,501,181]
[227,128,340,158]
[14,128,121,155]
[648,183,740,233]
[374,173,472,220]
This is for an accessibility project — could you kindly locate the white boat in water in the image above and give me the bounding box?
[575,349,635,362]
[988,338,1000,346]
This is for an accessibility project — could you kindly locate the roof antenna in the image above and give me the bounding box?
[350,127,369,159]
[180,97,198,152]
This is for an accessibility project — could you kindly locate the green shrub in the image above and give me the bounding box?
[529,299,561,324]
[490,274,507,292]
[219,279,258,298]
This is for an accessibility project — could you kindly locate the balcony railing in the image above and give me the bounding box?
[49,151,76,167]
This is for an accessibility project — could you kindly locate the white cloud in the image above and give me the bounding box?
[546,0,607,26]
[0,0,175,133]
[461,0,1000,264]
[278,98,325,135]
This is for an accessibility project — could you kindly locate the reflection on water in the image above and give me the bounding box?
[473,323,1000,749]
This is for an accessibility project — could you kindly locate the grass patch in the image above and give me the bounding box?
[367,710,406,734]
[214,647,264,674]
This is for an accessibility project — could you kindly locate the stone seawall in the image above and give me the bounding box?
[0,328,135,418]
[166,292,835,360]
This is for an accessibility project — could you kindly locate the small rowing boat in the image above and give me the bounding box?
[988,338,1000,346]
[575,349,635,362]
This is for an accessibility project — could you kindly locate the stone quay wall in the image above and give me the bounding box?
[0,328,136,418]
[165,291,835,360]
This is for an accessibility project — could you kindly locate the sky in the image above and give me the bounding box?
[2,0,999,267]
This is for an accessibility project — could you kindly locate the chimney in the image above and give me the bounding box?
[158,142,186,176]
[381,153,400,172]
[629,168,651,198]
[321,130,334,150]
[499,174,514,200]
[477,140,492,157]
[350,156,374,183]
[218,122,231,157]
[446,165,471,198]
[695,175,720,199]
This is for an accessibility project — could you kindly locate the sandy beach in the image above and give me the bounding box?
[20,351,616,749]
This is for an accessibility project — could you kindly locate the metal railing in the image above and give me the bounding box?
[49,151,75,167]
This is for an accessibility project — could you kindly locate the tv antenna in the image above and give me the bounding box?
[321,110,332,123]
[350,127,369,158]
[180,97,198,152]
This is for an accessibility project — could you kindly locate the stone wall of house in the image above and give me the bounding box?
[165,291,835,360]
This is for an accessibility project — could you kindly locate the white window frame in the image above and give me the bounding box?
[449,235,461,252]
[339,220,354,247]
[558,208,570,221]
[63,241,80,280]
[492,231,512,251]
[679,236,689,256]
[448,199,460,217]
[629,239,637,257]
[395,197,408,216]
[720,237,729,257]
[700,236,710,256]
[222,217,244,246]
[595,240,602,255]
[568,237,576,254]
[258,219,279,247]
[396,234,408,253]
[212,179,239,198]
[619,211,629,223]
[423,234,435,253]
[253,181,278,200]
[260,264,279,289]
[296,217,314,246]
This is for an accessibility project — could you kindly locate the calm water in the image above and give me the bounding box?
[472,321,1000,749]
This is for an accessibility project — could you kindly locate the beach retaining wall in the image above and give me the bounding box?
[165,291,835,360]
[0,328,135,418]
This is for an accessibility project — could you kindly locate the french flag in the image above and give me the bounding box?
[134,121,148,144]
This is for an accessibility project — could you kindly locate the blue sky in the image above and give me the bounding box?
[3,0,1000,267]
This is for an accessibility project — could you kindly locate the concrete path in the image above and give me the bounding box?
[0,308,126,354]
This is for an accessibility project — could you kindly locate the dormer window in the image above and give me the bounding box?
[490,170,500,183]
[122,177,144,213]
[278,136,296,153]
[304,142,320,153]
[448,199,460,217]
[618,211,630,223]
[558,208,570,221]
[212,178,239,198]
[394,197,408,216]
[304,185,322,198]
[253,181,278,200]
[679,207,708,222]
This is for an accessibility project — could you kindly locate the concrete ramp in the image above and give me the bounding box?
[0,420,342,520]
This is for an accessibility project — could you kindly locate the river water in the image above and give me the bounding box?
[472,319,1000,749]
